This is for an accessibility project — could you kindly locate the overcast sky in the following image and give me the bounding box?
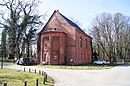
[0,0,130,38]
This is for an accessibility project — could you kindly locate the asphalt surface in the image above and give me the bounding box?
[4,64,130,86]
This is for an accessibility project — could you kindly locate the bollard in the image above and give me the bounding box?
[3,83,7,86]
[24,81,27,86]
[43,72,47,83]
[24,68,25,72]
[43,76,46,84]
[45,73,47,82]
[39,70,41,74]
[36,79,38,86]
[42,71,44,76]
[29,68,31,72]
[44,72,46,76]
[35,69,36,73]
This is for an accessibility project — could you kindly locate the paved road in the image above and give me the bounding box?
[4,64,130,86]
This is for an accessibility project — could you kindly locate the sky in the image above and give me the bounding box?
[38,0,130,31]
[0,0,130,38]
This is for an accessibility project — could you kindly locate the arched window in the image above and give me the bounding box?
[80,37,82,47]
[43,36,49,41]
[85,39,88,48]
[80,54,82,59]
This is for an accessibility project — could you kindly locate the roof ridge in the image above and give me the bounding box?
[39,10,92,39]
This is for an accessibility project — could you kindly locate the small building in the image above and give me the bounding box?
[37,10,92,65]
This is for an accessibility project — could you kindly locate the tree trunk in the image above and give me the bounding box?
[27,42,30,58]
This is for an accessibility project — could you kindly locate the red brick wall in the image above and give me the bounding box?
[43,12,77,64]
[38,11,92,65]
[75,29,92,64]
[40,32,66,64]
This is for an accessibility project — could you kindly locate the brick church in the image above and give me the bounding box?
[37,10,92,65]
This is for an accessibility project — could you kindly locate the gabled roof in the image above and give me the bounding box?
[59,11,92,39]
[59,13,85,34]
[39,10,92,39]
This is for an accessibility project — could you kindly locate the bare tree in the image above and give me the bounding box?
[91,12,130,63]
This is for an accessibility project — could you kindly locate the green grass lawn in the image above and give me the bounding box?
[38,64,114,70]
[0,68,54,86]
[4,62,114,70]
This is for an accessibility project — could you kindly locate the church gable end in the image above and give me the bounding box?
[38,10,92,65]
